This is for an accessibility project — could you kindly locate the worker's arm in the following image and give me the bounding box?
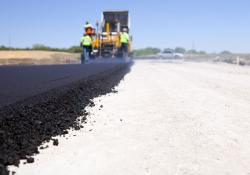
[119,32,122,41]
[126,34,130,44]
[80,37,84,47]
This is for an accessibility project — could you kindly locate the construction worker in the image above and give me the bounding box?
[120,28,130,58]
[80,33,92,63]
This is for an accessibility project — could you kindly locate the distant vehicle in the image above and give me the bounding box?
[157,50,184,59]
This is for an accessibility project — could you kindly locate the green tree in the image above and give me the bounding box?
[68,46,82,53]
[0,45,8,50]
[32,44,50,50]
[174,47,186,54]
[199,51,207,54]
[134,47,161,56]
[187,49,198,54]
[220,50,232,55]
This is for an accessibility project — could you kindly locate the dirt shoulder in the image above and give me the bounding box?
[0,51,80,65]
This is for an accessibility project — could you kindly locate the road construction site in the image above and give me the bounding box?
[2,59,249,175]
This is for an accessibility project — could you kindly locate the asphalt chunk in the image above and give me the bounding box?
[52,139,59,146]
[26,157,34,164]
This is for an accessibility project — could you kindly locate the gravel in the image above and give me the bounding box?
[7,60,250,175]
[0,62,131,175]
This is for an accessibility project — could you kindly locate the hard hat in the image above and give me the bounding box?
[85,23,93,29]
[122,28,128,32]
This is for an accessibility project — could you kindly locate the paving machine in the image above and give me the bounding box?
[92,10,132,58]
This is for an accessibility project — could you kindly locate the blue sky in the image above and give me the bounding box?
[0,0,249,53]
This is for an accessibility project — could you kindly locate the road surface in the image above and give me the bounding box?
[10,60,250,175]
[0,62,125,107]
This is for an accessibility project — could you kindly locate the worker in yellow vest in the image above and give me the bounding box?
[120,28,130,58]
[80,33,92,63]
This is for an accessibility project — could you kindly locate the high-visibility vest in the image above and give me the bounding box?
[81,35,92,46]
[120,32,129,44]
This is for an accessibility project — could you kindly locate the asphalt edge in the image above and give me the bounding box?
[0,62,133,175]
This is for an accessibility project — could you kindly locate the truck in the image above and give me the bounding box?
[92,10,133,58]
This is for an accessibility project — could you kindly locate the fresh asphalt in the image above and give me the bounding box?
[0,61,127,107]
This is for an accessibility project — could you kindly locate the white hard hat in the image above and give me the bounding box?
[122,28,128,32]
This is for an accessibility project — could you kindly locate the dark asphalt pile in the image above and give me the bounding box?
[0,63,131,175]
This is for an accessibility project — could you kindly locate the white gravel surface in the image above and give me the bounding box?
[10,60,250,175]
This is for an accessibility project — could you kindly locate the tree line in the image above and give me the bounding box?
[133,47,232,56]
[0,44,232,56]
[0,44,82,53]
